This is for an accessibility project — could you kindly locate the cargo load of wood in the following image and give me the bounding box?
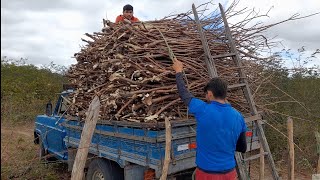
[66,4,277,122]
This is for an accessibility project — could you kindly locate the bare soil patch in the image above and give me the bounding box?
[1,123,315,179]
[1,123,70,180]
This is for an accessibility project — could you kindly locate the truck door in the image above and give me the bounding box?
[46,95,68,160]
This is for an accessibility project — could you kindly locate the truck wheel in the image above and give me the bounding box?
[86,158,123,180]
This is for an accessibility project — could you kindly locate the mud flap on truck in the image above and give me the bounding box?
[124,164,147,180]
[124,164,183,180]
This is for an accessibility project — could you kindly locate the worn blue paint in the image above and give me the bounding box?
[34,89,259,176]
[34,90,197,175]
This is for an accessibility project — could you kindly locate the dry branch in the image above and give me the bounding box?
[66,3,296,123]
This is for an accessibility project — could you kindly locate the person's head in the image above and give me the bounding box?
[122,4,134,20]
[203,77,228,101]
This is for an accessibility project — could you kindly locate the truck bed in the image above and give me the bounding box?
[62,119,197,178]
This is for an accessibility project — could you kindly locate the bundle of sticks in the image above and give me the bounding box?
[66,4,276,122]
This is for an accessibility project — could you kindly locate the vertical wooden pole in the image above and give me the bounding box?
[235,152,247,180]
[259,146,265,180]
[71,96,100,180]
[317,156,320,174]
[160,117,172,180]
[192,3,218,78]
[315,131,320,174]
[287,117,294,180]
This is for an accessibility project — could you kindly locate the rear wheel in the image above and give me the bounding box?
[86,158,123,180]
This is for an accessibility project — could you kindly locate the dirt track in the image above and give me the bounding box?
[1,127,33,137]
[1,124,314,180]
[1,123,70,179]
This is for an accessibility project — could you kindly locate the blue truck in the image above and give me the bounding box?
[34,88,260,180]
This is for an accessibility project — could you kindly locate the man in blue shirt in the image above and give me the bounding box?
[172,60,247,179]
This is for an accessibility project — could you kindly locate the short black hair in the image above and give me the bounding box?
[123,4,133,11]
[203,77,228,99]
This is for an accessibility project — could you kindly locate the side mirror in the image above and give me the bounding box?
[46,100,52,116]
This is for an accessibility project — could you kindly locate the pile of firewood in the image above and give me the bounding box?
[66,4,276,122]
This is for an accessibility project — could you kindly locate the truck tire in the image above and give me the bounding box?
[86,158,123,180]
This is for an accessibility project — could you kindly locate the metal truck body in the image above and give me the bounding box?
[34,89,259,179]
[34,90,197,179]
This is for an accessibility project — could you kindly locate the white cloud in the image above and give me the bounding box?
[225,0,320,68]
[1,0,319,68]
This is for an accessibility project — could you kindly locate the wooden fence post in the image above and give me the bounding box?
[315,131,320,174]
[160,117,172,180]
[287,117,294,180]
[259,147,265,180]
[71,96,100,180]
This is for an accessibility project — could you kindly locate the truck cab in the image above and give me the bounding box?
[34,89,73,161]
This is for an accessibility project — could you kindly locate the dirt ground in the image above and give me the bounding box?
[1,123,70,180]
[1,123,316,180]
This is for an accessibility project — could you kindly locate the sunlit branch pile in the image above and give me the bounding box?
[66,2,290,122]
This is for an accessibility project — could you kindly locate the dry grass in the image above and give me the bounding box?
[247,158,312,180]
[1,123,70,180]
[1,123,315,179]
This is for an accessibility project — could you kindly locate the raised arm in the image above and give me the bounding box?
[175,72,194,105]
[172,60,194,106]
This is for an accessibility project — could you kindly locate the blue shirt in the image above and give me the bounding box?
[189,98,247,171]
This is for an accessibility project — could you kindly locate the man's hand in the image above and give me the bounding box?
[172,60,183,73]
[123,18,132,24]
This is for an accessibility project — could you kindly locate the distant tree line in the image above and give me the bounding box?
[1,57,67,123]
[258,48,320,172]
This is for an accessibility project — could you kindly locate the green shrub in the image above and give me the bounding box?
[1,58,67,124]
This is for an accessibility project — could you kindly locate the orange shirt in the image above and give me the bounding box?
[115,15,139,23]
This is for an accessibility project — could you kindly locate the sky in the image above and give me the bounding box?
[1,0,320,69]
